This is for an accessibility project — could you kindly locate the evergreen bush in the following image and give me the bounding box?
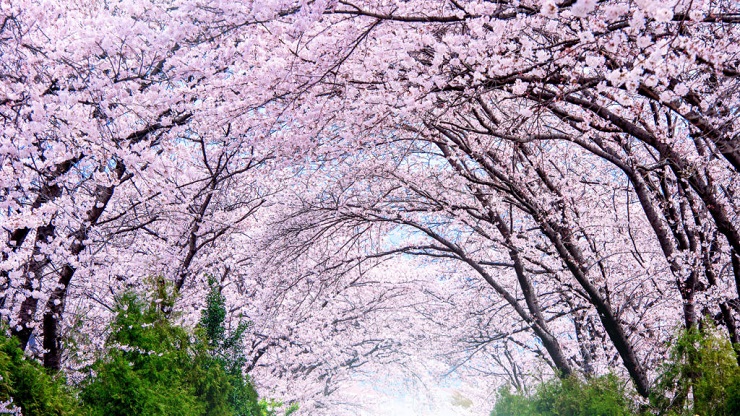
[0,327,81,416]
[650,323,740,416]
[80,282,267,416]
[491,374,634,416]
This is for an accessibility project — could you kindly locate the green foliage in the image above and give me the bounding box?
[491,386,537,416]
[80,293,205,416]
[491,319,740,416]
[196,279,296,416]
[198,277,250,373]
[491,322,740,416]
[0,279,290,416]
[283,402,300,415]
[650,323,740,416]
[200,277,228,349]
[197,276,262,416]
[0,327,81,416]
[80,283,265,416]
[255,398,302,416]
[491,374,635,416]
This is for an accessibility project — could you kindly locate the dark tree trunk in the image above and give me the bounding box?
[41,183,116,370]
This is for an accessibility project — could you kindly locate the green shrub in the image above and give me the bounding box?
[196,277,261,416]
[491,321,740,416]
[0,327,81,415]
[650,323,740,416]
[80,293,206,415]
[491,374,634,416]
[490,386,537,416]
[80,285,265,416]
[0,278,291,416]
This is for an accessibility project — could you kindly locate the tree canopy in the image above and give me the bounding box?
[1,0,739,414]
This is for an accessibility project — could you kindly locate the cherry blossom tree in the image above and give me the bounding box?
[242,0,740,399]
[2,0,739,413]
